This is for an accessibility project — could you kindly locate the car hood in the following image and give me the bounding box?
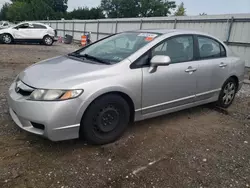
[19,56,112,89]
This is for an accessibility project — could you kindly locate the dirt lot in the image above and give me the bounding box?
[0,43,250,188]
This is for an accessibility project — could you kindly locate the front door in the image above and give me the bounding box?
[142,35,198,115]
[13,23,38,39]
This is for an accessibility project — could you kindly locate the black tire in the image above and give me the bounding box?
[80,94,130,145]
[43,35,53,46]
[1,33,12,44]
[217,77,237,108]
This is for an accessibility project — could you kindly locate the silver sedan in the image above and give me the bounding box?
[7,29,245,144]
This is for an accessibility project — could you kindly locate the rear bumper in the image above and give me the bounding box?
[53,36,58,42]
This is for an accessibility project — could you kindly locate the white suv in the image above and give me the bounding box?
[0,22,56,45]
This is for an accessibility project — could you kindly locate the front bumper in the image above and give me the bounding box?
[7,82,81,141]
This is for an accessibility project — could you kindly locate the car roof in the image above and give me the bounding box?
[18,22,48,26]
[133,29,209,36]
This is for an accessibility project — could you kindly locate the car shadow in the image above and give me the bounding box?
[23,103,222,152]
[0,42,59,46]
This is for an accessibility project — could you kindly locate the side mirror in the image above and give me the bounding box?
[150,55,171,66]
[149,55,171,73]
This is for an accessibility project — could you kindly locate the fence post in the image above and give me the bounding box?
[226,16,234,44]
[72,21,75,40]
[97,20,100,40]
[174,18,177,29]
[140,19,143,29]
[115,20,118,33]
[84,21,86,34]
[63,20,65,37]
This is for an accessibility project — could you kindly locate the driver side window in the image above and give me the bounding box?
[152,35,194,64]
[17,23,32,29]
[104,37,135,50]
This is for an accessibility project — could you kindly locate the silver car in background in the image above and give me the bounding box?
[7,29,245,144]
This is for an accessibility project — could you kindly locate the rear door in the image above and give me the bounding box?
[194,35,230,101]
[32,24,48,39]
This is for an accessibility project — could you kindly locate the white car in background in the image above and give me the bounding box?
[0,21,12,29]
[0,22,57,45]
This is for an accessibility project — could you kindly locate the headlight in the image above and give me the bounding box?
[29,89,83,101]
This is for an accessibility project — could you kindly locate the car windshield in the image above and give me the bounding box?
[72,32,160,64]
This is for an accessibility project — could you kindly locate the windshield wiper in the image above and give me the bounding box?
[68,52,79,57]
[82,54,110,65]
[68,53,110,65]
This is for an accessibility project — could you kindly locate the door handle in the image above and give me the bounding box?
[185,66,197,73]
[219,62,227,68]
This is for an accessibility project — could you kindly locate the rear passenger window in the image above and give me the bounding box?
[152,35,194,64]
[33,24,47,29]
[198,36,226,59]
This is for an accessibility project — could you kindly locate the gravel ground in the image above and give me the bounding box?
[0,43,250,188]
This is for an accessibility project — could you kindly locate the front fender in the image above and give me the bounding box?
[75,86,136,124]
[0,33,13,43]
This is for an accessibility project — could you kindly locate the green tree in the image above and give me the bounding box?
[7,1,31,21]
[43,0,68,12]
[101,0,122,18]
[139,0,176,17]
[9,0,68,12]
[7,0,55,21]
[0,3,10,20]
[101,0,176,18]
[30,0,55,20]
[66,7,105,20]
[5,0,68,21]
[88,7,105,19]
[174,2,186,16]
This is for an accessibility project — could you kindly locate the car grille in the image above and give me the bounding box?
[15,80,35,97]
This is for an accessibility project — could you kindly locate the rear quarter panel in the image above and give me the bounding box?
[224,45,245,88]
[46,27,56,38]
[228,56,245,87]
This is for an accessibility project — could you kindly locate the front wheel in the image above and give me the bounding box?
[43,35,53,46]
[1,34,12,44]
[217,78,237,108]
[80,94,130,145]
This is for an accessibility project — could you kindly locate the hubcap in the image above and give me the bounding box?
[3,35,11,43]
[223,82,236,105]
[93,105,119,133]
[45,37,52,45]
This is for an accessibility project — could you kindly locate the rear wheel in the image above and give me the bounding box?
[80,94,130,145]
[1,34,12,44]
[217,78,237,108]
[43,35,53,46]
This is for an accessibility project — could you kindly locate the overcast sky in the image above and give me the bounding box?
[0,0,250,15]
